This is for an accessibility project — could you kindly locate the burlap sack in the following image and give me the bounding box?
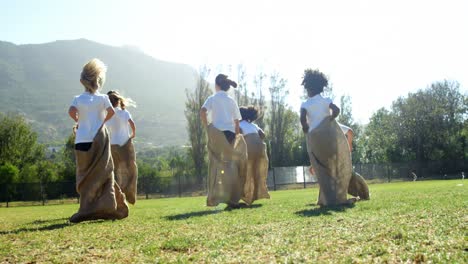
[70,127,128,223]
[307,117,355,206]
[240,133,270,205]
[111,139,138,205]
[206,125,247,207]
[348,172,370,200]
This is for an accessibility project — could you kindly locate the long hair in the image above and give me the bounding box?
[80,58,107,93]
[107,90,136,109]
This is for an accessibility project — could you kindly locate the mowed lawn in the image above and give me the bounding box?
[0,180,466,263]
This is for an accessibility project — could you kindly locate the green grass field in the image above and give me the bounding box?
[0,180,466,263]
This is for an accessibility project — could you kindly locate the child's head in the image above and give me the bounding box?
[80,58,107,93]
[107,90,136,109]
[240,106,260,122]
[215,74,237,91]
[302,69,328,97]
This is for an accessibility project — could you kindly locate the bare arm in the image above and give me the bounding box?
[98,107,115,131]
[103,107,115,123]
[129,119,136,139]
[234,119,240,135]
[68,106,78,122]
[258,129,266,140]
[300,108,309,134]
[329,103,340,120]
[200,107,208,127]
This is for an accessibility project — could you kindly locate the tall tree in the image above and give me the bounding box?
[281,108,305,166]
[267,73,291,166]
[234,64,249,106]
[252,72,267,129]
[338,95,354,127]
[185,66,213,182]
[336,94,365,162]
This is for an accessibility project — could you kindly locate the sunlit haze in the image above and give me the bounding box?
[2,0,467,123]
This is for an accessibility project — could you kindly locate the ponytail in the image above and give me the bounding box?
[107,90,136,109]
[215,74,237,91]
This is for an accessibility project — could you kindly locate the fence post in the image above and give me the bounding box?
[145,176,149,199]
[40,181,45,206]
[303,166,306,189]
[178,172,181,198]
[6,184,9,208]
[272,168,276,191]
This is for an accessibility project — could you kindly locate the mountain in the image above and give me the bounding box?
[0,39,198,147]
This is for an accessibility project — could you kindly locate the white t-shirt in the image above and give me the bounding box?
[71,92,112,144]
[107,108,133,146]
[240,120,261,135]
[300,94,333,132]
[202,91,241,133]
[339,124,352,135]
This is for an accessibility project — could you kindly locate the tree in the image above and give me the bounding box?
[185,66,213,182]
[336,95,365,163]
[267,73,287,166]
[60,133,76,182]
[0,113,44,169]
[36,160,59,204]
[337,95,354,127]
[359,80,467,167]
[360,108,399,163]
[392,80,465,163]
[234,64,249,106]
[281,109,307,166]
[0,163,19,207]
[137,160,161,199]
[18,164,38,183]
[252,72,267,129]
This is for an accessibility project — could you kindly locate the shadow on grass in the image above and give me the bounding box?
[0,218,109,235]
[0,222,71,235]
[166,204,263,220]
[224,203,263,211]
[165,210,220,220]
[29,217,69,225]
[295,204,355,217]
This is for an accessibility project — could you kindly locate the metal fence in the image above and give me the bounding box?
[1,160,466,207]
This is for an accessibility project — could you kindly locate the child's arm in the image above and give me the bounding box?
[200,107,208,127]
[329,103,340,120]
[103,107,115,124]
[68,106,78,122]
[258,129,266,140]
[234,119,240,135]
[255,124,266,139]
[300,108,309,133]
[129,119,136,139]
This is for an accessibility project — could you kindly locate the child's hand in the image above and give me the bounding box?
[72,123,78,134]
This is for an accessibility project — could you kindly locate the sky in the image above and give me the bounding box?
[1,0,467,123]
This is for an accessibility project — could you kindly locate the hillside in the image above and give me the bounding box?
[0,39,198,147]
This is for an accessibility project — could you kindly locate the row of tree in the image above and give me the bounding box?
[359,80,467,164]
